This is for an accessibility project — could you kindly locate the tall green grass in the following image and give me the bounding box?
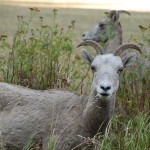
[97,112,150,150]
[0,8,81,90]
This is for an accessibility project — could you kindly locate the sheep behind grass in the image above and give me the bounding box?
[82,10,130,52]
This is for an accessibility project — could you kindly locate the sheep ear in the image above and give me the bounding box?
[122,52,137,67]
[82,49,94,65]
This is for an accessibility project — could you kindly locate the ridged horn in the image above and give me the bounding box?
[110,10,119,16]
[77,40,104,54]
[118,10,130,16]
[114,44,142,56]
[105,10,118,18]
[105,10,130,18]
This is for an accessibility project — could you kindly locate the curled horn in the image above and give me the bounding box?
[105,10,119,19]
[105,10,130,18]
[110,10,119,18]
[114,44,142,56]
[77,40,104,54]
[118,10,130,16]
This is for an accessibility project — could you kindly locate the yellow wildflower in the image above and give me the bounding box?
[0,34,8,40]
[29,7,40,12]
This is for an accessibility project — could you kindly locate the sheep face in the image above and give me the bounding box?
[82,51,124,98]
[92,54,123,97]
[82,18,116,43]
[82,10,131,43]
[78,40,141,98]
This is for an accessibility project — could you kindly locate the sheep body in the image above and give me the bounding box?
[0,83,88,149]
[0,41,141,150]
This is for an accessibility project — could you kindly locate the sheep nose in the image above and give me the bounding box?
[82,33,85,37]
[100,85,111,92]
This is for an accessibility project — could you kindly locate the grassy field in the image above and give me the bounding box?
[0,3,150,45]
[0,3,149,150]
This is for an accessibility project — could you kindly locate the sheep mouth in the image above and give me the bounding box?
[83,38,108,43]
[83,38,100,42]
[83,38,92,41]
[97,92,110,98]
[100,93,110,97]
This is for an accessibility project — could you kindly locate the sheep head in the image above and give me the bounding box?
[82,10,130,43]
[77,40,141,98]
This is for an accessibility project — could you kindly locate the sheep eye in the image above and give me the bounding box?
[91,66,96,71]
[117,67,124,73]
[99,23,104,28]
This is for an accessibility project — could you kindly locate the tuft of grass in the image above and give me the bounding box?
[47,136,57,150]
[98,112,150,150]
[0,8,83,90]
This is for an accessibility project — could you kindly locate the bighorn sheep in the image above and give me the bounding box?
[82,10,130,52]
[0,40,141,149]
[82,10,149,77]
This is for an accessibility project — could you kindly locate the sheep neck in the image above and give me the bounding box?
[104,23,122,53]
[82,87,116,137]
